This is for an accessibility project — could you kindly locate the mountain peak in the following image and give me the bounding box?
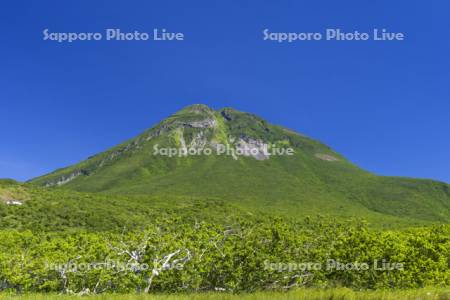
[177,104,215,115]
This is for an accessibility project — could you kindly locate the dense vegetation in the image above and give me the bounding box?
[0,179,445,232]
[0,216,449,294]
[1,180,449,295]
[0,180,252,232]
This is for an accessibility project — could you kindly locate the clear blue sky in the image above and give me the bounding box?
[0,1,449,183]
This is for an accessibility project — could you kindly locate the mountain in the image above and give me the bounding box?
[30,104,450,225]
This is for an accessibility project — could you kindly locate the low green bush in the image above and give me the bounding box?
[0,218,448,294]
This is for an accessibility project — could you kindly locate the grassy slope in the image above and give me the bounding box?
[0,180,418,231]
[0,180,253,232]
[1,288,449,300]
[28,105,450,226]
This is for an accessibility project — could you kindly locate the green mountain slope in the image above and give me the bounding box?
[0,179,251,231]
[29,104,450,224]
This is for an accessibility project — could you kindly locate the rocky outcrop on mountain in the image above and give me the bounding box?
[181,118,217,129]
[45,170,87,187]
[236,137,270,160]
[315,153,339,162]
